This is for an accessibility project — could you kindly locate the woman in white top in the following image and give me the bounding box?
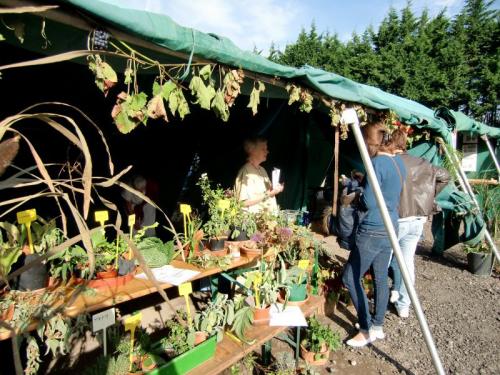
[234,137,284,213]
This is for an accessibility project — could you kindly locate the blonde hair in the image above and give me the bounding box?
[243,136,267,155]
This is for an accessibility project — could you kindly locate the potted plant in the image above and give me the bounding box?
[193,293,234,343]
[243,261,280,323]
[0,222,23,289]
[300,315,341,366]
[277,261,309,304]
[464,241,493,276]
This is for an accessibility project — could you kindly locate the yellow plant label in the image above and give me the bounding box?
[217,199,230,210]
[178,282,192,296]
[128,214,136,227]
[124,312,142,331]
[95,210,109,225]
[298,259,310,270]
[253,273,262,287]
[17,209,36,224]
[180,204,191,215]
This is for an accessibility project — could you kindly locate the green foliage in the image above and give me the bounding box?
[302,315,341,353]
[473,182,500,239]
[157,319,195,357]
[136,237,178,268]
[189,65,216,110]
[112,91,149,134]
[247,81,265,115]
[48,244,87,282]
[87,55,117,96]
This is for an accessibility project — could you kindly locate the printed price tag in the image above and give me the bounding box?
[217,199,230,210]
[128,214,136,227]
[92,308,115,332]
[178,282,192,296]
[94,210,109,226]
[180,204,192,215]
[298,259,310,270]
[16,209,36,224]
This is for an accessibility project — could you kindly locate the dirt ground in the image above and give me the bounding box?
[227,223,500,375]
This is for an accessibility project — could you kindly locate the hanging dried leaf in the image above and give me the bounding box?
[299,89,313,113]
[112,91,148,134]
[247,81,265,116]
[211,89,230,122]
[168,87,190,120]
[199,64,212,80]
[147,94,168,123]
[124,67,133,85]
[222,69,244,107]
[285,84,301,105]
[88,55,117,97]
[189,76,216,110]
[0,135,20,177]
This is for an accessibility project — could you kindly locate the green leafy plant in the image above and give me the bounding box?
[193,293,234,342]
[302,315,341,356]
[156,318,195,358]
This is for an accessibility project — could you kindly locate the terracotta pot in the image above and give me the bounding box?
[253,305,271,324]
[194,331,208,345]
[96,268,118,279]
[300,343,329,366]
[141,354,158,372]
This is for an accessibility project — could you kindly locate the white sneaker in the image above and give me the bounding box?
[346,332,372,347]
[397,307,410,318]
[369,328,385,341]
[390,290,400,303]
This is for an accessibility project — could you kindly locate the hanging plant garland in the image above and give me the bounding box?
[188,64,216,110]
[247,81,265,116]
[87,54,117,97]
[285,84,313,113]
[223,69,244,107]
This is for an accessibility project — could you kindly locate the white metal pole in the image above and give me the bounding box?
[344,109,446,375]
[438,139,500,263]
[480,135,500,175]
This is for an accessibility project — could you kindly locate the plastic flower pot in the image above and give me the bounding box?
[208,237,226,251]
[467,252,493,276]
[17,253,48,291]
[149,334,216,375]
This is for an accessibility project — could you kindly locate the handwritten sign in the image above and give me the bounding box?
[298,260,310,270]
[92,308,115,332]
[94,210,109,226]
[180,204,192,215]
[16,209,36,224]
[217,199,230,210]
[178,282,192,296]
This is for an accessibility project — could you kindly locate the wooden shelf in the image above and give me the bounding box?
[189,295,325,375]
[0,255,260,341]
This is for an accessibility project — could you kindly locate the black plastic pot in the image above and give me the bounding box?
[17,253,48,291]
[467,252,493,276]
[118,258,136,276]
[229,228,248,241]
[209,238,226,251]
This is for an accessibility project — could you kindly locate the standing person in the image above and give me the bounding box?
[234,136,284,214]
[342,121,406,347]
[121,175,158,237]
[386,130,450,318]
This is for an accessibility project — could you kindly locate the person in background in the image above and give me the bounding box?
[342,121,406,347]
[121,174,158,237]
[234,136,284,214]
[338,170,364,250]
[385,129,450,318]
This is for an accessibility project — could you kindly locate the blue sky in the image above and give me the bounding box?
[100,0,498,53]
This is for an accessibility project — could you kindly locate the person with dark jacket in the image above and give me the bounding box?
[386,130,450,318]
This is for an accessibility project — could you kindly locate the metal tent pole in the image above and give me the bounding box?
[480,135,500,175]
[344,109,446,375]
[437,139,500,263]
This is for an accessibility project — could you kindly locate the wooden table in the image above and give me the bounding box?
[0,255,260,341]
[189,295,325,375]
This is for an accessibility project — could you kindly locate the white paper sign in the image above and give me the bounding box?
[272,168,281,190]
[269,303,307,327]
[135,265,200,286]
[461,143,477,172]
[92,308,115,332]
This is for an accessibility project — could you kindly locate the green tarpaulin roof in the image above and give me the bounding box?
[63,0,496,141]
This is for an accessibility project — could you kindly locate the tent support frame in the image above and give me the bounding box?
[438,139,500,264]
[348,111,445,375]
[480,135,500,175]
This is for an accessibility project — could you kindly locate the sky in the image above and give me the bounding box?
[99,0,498,53]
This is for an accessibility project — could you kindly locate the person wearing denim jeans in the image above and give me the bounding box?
[389,216,426,317]
[384,129,450,318]
[343,228,393,339]
[342,122,406,347]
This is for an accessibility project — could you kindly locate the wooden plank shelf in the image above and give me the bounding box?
[0,255,260,341]
[189,295,325,375]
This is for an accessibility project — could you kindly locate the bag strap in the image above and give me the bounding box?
[389,156,403,186]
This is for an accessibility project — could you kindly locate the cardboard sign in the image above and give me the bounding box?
[94,210,109,226]
[178,282,192,296]
[92,308,115,333]
[16,209,36,224]
[180,204,192,215]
